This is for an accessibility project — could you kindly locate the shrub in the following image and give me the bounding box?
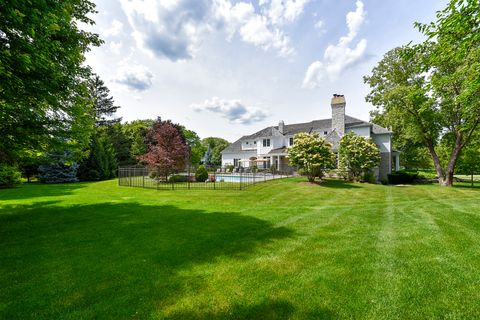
[168,174,188,183]
[195,165,208,182]
[362,171,377,184]
[287,132,335,182]
[338,132,380,181]
[226,165,234,172]
[387,170,418,184]
[0,164,22,188]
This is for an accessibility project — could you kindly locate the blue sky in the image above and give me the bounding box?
[85,0,448,141]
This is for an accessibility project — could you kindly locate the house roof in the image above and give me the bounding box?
[221,114,391,154]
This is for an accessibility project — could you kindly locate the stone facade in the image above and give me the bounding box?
[379,152,391,181]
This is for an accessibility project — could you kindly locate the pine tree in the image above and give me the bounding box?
[38,152,79,184]
[90,75,121,127]
[78,134,117,181]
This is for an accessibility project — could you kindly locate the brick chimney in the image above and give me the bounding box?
[331,94,345,136]
[278,120,285,134]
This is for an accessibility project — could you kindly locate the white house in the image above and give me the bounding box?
[221,94,400,180]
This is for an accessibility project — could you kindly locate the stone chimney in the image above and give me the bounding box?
[278,120,285,134]
[331,94,345,136]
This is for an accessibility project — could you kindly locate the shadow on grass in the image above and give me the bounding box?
[0,182,87,201]
[166,299,337,320]
[299,179,361,189]
[453,183,480,189]
[0,202,293,319]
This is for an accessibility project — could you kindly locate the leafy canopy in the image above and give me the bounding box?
[0,0,102,163]
[287,132,335,182]
[338,132,380,181]
[364,0,480,186]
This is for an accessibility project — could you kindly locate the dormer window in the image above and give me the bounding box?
[262,139,270,147]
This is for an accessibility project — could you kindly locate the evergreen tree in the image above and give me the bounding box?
[90,75,121,127]
[78,134,117,181]
[38,152,79,184]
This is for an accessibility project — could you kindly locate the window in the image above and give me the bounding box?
[254,141,256,144]
[246,141,248,145]
[324,131,328,135]
[233,158,240,167]
[289,137,294,146]
[262,139,270,147]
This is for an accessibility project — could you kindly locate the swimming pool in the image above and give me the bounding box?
[215,175,242,182]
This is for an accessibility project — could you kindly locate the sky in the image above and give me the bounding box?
[85,0,448,141]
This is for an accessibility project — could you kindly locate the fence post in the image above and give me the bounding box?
[129,168,132,187]
[188,165,191,190]
[142,171,145,188]
[240,172,243,190]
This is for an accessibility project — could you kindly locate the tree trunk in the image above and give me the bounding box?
[442,133,464,187]
[426,141,446,185]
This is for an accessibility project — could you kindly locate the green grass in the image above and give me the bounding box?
[1,178,479,319]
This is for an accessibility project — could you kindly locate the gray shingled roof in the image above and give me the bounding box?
[221,114,391,154]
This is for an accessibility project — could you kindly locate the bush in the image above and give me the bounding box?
[0,164,22,188]
[362,171,377,184]
[387,170,418,184]
[195,165,208,182]
[225,165,234,172]
[168,174,188,183]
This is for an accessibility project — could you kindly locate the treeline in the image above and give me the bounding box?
[2,74,229,185]
[0,1,229,187]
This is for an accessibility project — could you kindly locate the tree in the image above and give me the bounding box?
[78,133,117,181]
[123,120,155,161]
[287,132,335,182]
[364,0,480,186]
[89,75,121,127]
[370,109,433,170]
[338,132,381,181]
[181,128,206,167]
[201,137,230,167]
[456,136,480,186]
[138,118,189,180]
[38,152,79,184]
[103,123,134,166]
[0,0,102,164]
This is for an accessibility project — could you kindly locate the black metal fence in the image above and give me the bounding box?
[118,166,291,190]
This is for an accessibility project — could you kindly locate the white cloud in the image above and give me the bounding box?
[262,0,311,26]
[303,0,367,88]
[119,0,296,61]
[109,41,123,55]
[102,19,124,37]
[113,63,154,92]
[192,97,269,124]
[120,0,212,61]
[314,20,325,32]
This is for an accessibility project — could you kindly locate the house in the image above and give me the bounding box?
[221,94,400,180]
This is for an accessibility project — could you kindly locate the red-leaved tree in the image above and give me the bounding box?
[138,118,190,180]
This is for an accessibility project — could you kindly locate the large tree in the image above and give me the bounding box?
[181,128,205,167]
[89,74,121,127]
[0,0,102,164]
[138,118,189,180]
[201,137,230,167]
[364,0,480,186]
[287,132,335,182]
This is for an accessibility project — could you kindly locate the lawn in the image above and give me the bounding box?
[1,178,479,319]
